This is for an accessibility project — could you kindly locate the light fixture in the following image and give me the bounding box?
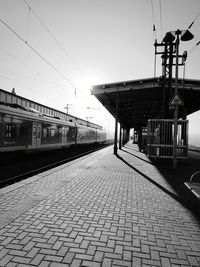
[163,32,175,43]
[181,30,194,41]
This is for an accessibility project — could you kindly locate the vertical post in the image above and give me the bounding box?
[173,30,180,170]
[114,88,119,155]
[119,124,122,149]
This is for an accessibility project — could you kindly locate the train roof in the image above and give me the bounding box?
[0,88,103,130]
[0,102,105,132]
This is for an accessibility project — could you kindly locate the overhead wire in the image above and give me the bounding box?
[0,46,41,77]
[150,0,157,78]
[0,17,76,88]
[0,72,57,104]
[25,4,31,43]
[185,9,200,59]
[151,0,157,41]
[180,9,200,81]
[188,41,200,56]
[23,0,100,109]
[23,0,89,88]
[0,46,75,93]
[21,0,98,109]
[159,0,163,42]
[0,15,95,109]
[188,10,200,29]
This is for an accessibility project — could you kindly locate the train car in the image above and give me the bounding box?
[76,124,97,145]
[0,102,106,153]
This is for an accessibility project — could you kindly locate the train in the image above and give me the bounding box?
[0,102,106,153]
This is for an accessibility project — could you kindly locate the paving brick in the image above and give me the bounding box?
[75,254,93,261]
[102,258,112,267]
[1,237,13,246]
[49,263,68,267]
[8,249,26,257]
[112,259,131,266]
[39,248,57,255]
[0,143,200,267]
[82,260,101,267]
[26,247,40,258]
[38,260,51,267]
[63,251,75,264]
[45,255,63,262]
[5,262,17,267]
[30,253,45,265]
[93,251,104,262]
[12,256,31,264]
[104,252,122,260]
[115,245,123,254]
[0,255,14,266]
[87,245,96,255]
[70,259,82,267]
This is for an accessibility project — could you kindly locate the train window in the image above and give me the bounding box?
[37,127,41,138]
[43,128,48,138]
[33,127,37,138]
[5,124,16,138]
[50,129,56,137]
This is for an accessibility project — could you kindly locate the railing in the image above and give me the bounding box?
[147,119,188,158]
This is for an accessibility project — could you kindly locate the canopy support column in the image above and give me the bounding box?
[114,88,119,155]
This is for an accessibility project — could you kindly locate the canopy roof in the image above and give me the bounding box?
[92,77,200,130]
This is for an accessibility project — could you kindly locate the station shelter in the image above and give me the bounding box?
[91,77,200,159]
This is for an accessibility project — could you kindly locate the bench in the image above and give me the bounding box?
[184,171,200,200]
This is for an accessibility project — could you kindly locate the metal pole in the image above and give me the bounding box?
[173,30,180,170]
[119,124,122,149]
[114,89,119,155]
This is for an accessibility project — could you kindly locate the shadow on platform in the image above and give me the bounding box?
[117,143,200,221]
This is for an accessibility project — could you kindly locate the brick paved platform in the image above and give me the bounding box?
[0,142,200,267]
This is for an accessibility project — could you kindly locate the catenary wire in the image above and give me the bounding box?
[0,17,75,88]
[0,17,92,105]
[159,0,163,41]
[23,0,88,82]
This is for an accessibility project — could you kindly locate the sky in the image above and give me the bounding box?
[0,0,200,141]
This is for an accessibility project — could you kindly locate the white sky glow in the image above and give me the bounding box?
[0,0,200,141]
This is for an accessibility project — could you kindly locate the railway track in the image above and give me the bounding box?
[0,143,111,188]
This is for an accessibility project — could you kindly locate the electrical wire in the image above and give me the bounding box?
[150,0,157,78]
[0,71,67,105]
[0,16,94,110]
[0,17,76,89]
[188,10,200,29]
[23,0,99,108]
[184,9,200,61]
[0,46,41,76]
[23,0,88,82]
[25,5,31,43]
[151,0,157,41]
[188,41,200,56]
[159,0,163,41]
[0,46,75,92]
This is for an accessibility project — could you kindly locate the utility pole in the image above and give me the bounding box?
[173,30,181,170]
[154,29,194,169]
[64,104,72,120]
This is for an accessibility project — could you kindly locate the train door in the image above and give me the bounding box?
[32,122,41,149]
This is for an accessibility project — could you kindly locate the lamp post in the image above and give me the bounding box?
[155,29,193,169]
[173,30,181,169]
[172,29,194,169]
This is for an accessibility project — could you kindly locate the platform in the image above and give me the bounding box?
[0,142,200,267]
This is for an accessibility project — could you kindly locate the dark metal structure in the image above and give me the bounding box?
[91,77,200,153]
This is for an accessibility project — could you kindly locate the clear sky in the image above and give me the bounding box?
[0,0,200,141]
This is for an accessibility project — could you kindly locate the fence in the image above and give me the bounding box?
[147,119,188,158]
